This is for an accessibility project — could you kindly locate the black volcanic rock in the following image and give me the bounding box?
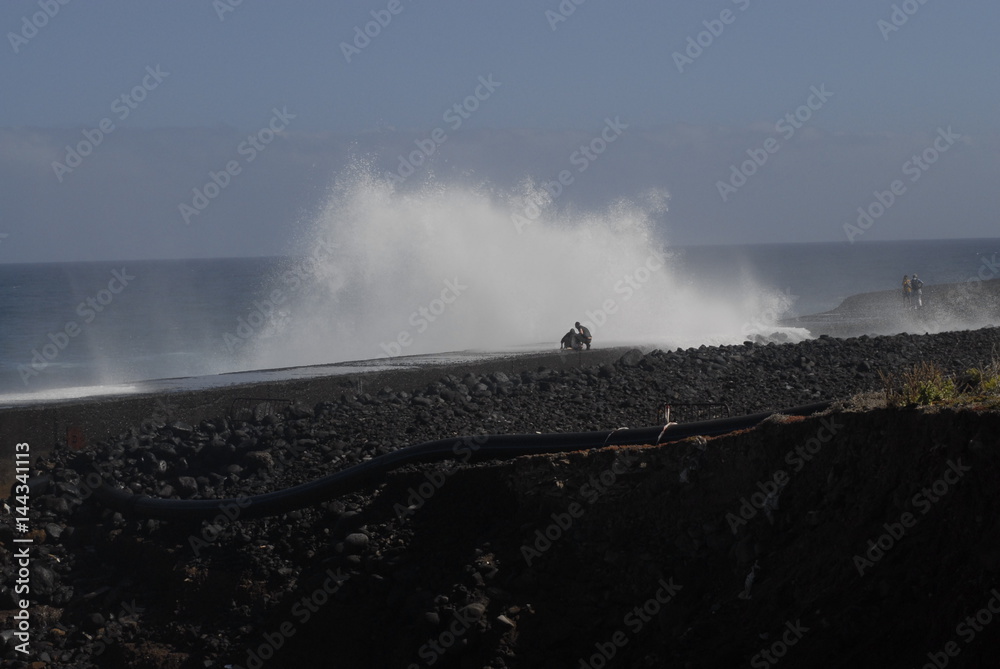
[5,325,1000,667]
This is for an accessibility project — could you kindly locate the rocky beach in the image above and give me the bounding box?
[3,301,1000,666]
[8,1,999,664]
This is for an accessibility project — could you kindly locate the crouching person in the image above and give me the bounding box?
[560,330,582,350]
[575,322,592,350]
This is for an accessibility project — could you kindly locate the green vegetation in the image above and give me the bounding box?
[964,360,1000,395]
[880,357,1000,408]
[881,361,956,407]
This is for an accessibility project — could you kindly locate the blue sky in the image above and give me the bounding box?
[2,0,999,261]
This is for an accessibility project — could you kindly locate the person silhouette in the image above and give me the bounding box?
[575,322,592,349]
[911,273,923,309]
[560,329,581,350]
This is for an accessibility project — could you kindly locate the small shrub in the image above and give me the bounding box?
[965,355,1000,395]
[881,361,956,407]
[881,355,1000,407]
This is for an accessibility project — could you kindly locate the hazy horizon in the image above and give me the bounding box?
[2,235,999,267]
[1,2,998,263]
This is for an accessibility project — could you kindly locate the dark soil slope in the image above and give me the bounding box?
[256,408,1000,668]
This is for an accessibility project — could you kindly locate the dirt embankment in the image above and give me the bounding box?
[254,407,1000,668]
[5,406,1000,668]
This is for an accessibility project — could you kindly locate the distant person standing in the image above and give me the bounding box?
[911,273,924,308]
[575,321,592,350]
[902,275,912,307]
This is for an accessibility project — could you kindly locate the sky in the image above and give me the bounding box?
[1,0,999,262]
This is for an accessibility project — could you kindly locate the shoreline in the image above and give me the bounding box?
[781,277,1000,337]
[0,347,636,492]
[6,321,1000,666]
[2,277,998,493]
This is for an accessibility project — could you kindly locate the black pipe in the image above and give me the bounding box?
[92,401,832,522]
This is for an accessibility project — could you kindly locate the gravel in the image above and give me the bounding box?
[2,325,999,667]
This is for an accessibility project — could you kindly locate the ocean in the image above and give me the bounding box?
[2,237,998,403]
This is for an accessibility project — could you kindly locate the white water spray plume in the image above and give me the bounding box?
[245,166,805,371]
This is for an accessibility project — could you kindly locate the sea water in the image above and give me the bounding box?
[1,173,996,399]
